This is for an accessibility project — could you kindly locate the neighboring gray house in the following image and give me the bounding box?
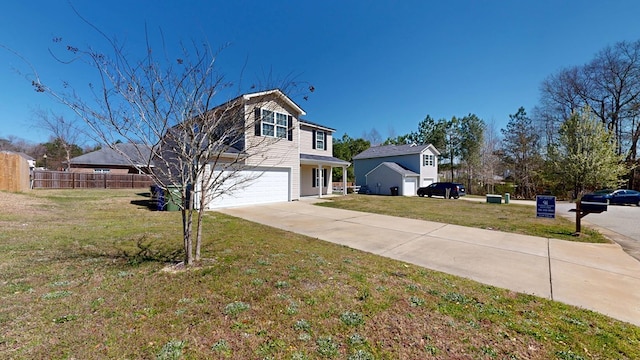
[67,143,154,174]
[352,143,440,196]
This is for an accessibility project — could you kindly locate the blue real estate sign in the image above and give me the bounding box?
[536,195,556,218]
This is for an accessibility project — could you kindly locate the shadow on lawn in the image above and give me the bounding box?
[128,192,153,210]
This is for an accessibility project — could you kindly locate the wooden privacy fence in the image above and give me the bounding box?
[32,170,153,189]
[0,152,30,192]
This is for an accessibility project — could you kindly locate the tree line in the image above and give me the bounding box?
[335,40,640,199]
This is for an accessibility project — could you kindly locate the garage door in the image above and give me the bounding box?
[207,168,290,209]
[403,177,417,196]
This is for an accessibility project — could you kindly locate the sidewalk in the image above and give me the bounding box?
[219,200,640,326]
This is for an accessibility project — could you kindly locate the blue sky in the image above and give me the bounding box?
[1,1,640,145]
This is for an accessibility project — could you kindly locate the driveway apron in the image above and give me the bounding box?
[219,200,640,326]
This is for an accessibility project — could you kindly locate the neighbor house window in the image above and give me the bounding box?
[94,168,111,173]
[261,109,288,139]
[423,154,434,166]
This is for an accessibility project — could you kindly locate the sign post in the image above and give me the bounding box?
[536,195,556,219]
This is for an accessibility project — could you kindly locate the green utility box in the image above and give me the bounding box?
[486,194,502,204]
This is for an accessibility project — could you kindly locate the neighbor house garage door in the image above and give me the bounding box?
[207,168,290,209]
[403,177,417,196]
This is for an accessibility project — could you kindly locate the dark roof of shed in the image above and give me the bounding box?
[353,143,436,160]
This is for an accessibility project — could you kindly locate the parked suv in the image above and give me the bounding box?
[417,182,466,199]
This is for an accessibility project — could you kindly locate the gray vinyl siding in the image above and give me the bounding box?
[365,165,402,195]
[354,154,420,186]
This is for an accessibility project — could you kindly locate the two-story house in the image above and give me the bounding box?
[201,89,350,208]
[352,143,439,196]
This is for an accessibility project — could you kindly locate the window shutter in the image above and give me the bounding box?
[312,130,316,149]
[323,168,328,187]
[287,115,293,141]
[312,168,316,188]
[323,133,327,151]
[254,108,261,136]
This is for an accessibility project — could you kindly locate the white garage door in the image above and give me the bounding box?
[207,168,290,209]
[403,177,417,196]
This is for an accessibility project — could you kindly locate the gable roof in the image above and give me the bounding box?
[242,89,306,116]
[299,119,335,132]
[68,143,153,167]
[353,143,440,160]
[366,162,419,177]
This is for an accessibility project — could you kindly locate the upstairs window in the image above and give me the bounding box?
[316,131,325,150]
[256,108,292,140]
[312,130,327,150]
[423,154,434,167]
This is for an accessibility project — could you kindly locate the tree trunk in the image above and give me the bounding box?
[182,208,193,266]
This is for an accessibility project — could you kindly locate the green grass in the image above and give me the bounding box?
[0,189,637,359]
[317,194,607,243]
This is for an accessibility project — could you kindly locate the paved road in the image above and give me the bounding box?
[555,201,640,260]
[465,197,640,260]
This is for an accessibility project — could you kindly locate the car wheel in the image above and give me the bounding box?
[637,199,640,207]
[418,193,424,197]
[606,199,610,205]
[454,195,459,199]
[427,194,432,198]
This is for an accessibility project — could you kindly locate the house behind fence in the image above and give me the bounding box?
[0,151,31,192]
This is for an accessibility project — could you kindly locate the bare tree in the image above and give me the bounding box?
[32,108,84,170]
[479,120,501,194]
[26,17,308,266]
[538,40,640,187]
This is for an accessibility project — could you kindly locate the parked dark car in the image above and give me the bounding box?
[417,182,466,199]
[581,189,640,206]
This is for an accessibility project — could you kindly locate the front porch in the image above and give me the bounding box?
[300,154,350,198]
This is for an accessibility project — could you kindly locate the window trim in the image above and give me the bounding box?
[260,109,288,139]
[316,131,325,150]
[423,154,434,167]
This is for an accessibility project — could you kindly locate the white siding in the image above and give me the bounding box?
[244,97,300,201]
[299,124,333,156]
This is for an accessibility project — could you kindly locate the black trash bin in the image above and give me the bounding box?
[390,186,399,196]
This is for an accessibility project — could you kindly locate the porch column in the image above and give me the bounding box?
[317,164,323,198]
[342,166,347,195]
[329,166,334,194]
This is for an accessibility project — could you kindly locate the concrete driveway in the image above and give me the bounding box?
[219,199,640,326]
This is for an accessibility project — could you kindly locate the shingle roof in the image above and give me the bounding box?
[68,143,153,167]
[300,153,350,166]
[298,119,336,132]
[353,143,437,160]
[376,162,419,176]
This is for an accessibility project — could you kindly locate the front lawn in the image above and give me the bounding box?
[0,189,635,359]
[317,195,606,243]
